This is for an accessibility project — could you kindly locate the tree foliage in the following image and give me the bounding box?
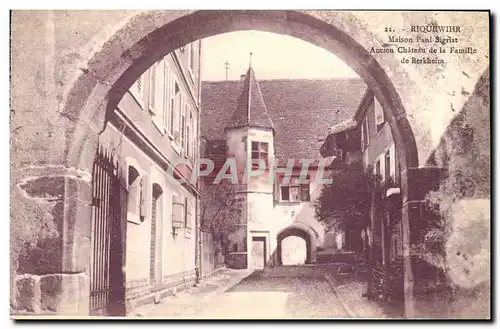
[200,181,241,254]
[313,166,379,232]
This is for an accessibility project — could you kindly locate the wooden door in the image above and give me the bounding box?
[251,237,266,269]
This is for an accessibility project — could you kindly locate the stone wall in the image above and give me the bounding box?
[420,69,490,319]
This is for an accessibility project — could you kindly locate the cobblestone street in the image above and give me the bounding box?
[136,270,351,319]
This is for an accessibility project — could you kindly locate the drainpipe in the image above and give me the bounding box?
[195,39,203,282]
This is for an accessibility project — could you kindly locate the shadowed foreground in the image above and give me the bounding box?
[140,271,351,319]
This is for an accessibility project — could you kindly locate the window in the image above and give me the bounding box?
[384,150,391,183]
[251,141,269,166]
[280,177,310,202]
[281,185,290,201]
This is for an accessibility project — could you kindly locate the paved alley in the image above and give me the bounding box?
[136,270,351,319]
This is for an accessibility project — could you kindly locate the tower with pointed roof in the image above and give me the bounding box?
[223,66,277,269]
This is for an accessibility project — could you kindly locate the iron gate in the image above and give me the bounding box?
[89,148,127,316]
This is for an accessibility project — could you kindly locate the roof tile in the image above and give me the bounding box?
[227,67,275,131]
[201,77,367,165]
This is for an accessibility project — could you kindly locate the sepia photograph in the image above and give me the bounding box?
[9,9,491,320]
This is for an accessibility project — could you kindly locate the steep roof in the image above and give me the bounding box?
[201,78,367,165]
[227,67,275,131]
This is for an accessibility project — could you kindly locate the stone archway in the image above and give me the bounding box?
[277,224,317,265]
[13,10,420,316]
[11,10,489,316]
[63,11,419,173]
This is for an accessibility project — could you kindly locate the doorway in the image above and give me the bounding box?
[251,237,267,269]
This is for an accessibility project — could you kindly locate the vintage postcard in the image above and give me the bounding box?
[9,10,491,319]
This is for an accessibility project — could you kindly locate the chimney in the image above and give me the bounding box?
[240,74,246,82]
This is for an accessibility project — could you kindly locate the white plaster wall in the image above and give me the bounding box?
[99,123,197,284]
[247,193,275,228]
[225,127,248,183]
[159,181,197,278]
[126,213,151,282]
[244,169,328,262]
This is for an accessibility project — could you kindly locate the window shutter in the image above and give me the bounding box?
[180,93,184,130]
[136,76,143,95]
[184,197,192,229]
[175,92,182,143]
[300,184,310,202]
[169,71,175,135]
[193,117,198,162]
[172,195,184,228]
[180,93,186,149]
[149,63,156,113]
[163,61,169,129]
[155,61,163,118]
[187,108,193,158]
[273,181,279,202]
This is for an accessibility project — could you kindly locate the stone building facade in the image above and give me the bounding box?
[200,67,367,269]
[12,39,204,315]
[321,89,405,300]
[95,40,203,313]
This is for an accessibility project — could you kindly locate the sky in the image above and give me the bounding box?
[200,30,359,81]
